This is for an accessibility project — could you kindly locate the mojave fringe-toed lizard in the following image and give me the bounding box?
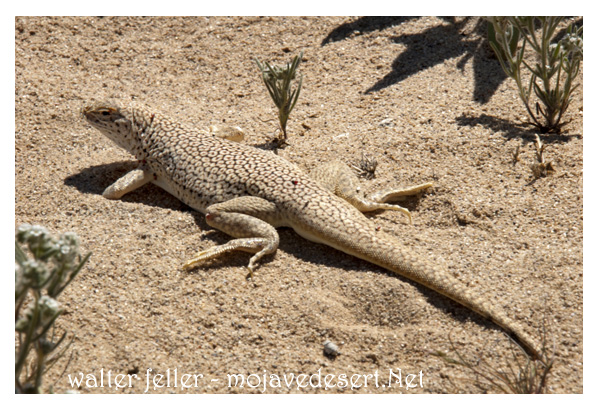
[82,100,540,359]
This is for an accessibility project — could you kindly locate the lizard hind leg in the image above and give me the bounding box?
[309,160,433,224]
[183,196,280,277]
[365,182,434,224]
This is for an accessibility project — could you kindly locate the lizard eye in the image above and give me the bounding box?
[100,110,111,116]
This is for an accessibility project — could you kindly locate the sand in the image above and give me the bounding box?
[15,16,582,393]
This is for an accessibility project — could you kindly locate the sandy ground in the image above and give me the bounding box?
[15,16,582,393]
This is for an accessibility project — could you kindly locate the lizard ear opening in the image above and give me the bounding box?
[115,118,131,131]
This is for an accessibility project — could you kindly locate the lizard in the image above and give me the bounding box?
[82,100,541,359]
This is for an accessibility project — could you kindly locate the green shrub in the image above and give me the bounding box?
[255,52,303,147]
[15,224,90,393]
[488,17,582,133]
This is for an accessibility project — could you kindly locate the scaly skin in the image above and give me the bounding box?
[82,100,540,358]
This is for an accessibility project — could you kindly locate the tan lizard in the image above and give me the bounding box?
[82,100,540,358]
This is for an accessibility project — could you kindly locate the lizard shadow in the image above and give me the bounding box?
[65,161,510,334]
[64,161,191,212]
[65,161,259,269]
[190,219,508,337]
[275,226,501,333]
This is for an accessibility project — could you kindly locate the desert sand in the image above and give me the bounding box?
[15,16,582,393]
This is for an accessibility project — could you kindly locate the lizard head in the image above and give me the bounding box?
[82,101,142,155]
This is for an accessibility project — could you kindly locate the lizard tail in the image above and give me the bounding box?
[322,223,542,359]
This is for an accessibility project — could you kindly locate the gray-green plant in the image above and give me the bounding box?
[433,317,554,393]
[255,52,303,146]
[15,224,90,393]
[488,17,582,133]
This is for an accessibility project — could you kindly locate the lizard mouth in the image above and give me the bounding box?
[81,104,94,120]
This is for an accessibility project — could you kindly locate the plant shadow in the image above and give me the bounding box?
[321,16,418,45]
[322,17,507,103]
[455,113,580,143]
[322,16,582,106]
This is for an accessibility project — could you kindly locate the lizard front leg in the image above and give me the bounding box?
[183,196,280,277]
[103,166,154,199]
[204,124,244,142]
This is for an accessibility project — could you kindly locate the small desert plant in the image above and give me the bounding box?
[530,133,555,179]
[433,321,555,393]
[487,17,582,133]
[351,153,378,180]
[15,224,90,393]
[255,52,303,147]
